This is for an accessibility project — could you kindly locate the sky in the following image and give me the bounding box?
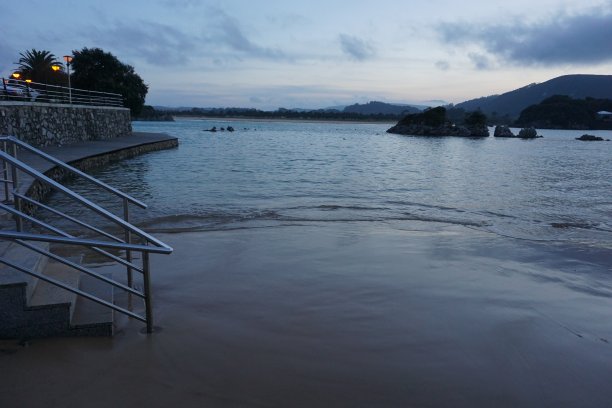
[1,0,611,110]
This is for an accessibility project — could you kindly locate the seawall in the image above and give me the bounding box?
[0,102,131,146]
[16,132,179,212]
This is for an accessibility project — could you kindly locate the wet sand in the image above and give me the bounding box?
[1,221,612,407]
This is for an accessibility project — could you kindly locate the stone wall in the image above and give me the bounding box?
[0,102,131,147]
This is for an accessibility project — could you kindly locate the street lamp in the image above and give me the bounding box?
[63,55,73,103]
[51,65,61,72]
[11,72,21,80]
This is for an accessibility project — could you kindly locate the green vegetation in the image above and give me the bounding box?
[14,49,66,85]
[387,106,490,137]
[158,107,405,122]
[464,110,487,126]
[397,106,487,127]
[71,48,148,116]
[135,105,174,121]
[516,95,612,129]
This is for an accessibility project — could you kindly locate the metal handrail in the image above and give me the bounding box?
[0,230,171,254]
[1,78,123,108]
[0,202,145,273]
[0,138,173,333]
[0,150,170,251]
[15,239,145,298]
[16,193,126,243]
[0,256,147,323]
[1,136,147,209]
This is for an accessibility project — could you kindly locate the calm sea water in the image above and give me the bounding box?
[47,119,612,249]
[20,118,612,406]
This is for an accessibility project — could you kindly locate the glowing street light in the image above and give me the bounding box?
[51,64,61,72]
[63,55,73,103]
[11,72,21,79]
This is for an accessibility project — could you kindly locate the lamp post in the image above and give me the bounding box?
[63,55,73,104]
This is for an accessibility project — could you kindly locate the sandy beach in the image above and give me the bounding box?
[2,221,611,407]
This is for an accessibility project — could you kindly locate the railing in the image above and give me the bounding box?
[1,78,123,108]
[0,136,172,333]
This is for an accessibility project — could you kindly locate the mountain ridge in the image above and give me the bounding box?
[456,74,612,118]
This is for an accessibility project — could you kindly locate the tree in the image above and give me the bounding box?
[464,110,487,126]
[15,49,65,85]
[70,48,148,116]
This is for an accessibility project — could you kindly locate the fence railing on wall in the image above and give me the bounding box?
[1,78,123,108]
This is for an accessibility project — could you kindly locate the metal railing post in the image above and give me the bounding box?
[2,141,9,202]
[10,143,22,231]
[142,251,154,333]
[2,78,7,100]
[0,138,172,334]
[123,197,133,287]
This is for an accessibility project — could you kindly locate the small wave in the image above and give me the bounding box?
[315,204,387,211]
[385,200,462,212]
[551,221,599,230]
[397,213,490,228]
[136,210,282,232]
[136,209,491,233]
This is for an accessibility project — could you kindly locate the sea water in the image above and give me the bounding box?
[48,119,612,249]
[10,119,612,407]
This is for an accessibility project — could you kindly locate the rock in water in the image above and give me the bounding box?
[386,107,489,137]
[576,134,608,141]
[494,125,515,137]
[518,127,541,138]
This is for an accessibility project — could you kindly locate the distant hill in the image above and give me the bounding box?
[456,75,612,118]
[515,95,612,130]
[343,101,421,115]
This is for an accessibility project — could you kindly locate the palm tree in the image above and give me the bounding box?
[15,49,62,84]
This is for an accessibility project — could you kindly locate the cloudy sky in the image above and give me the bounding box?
[1,0,611,109]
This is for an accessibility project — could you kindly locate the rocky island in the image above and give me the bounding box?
[576,134,610,141]
[494,125,542,138]
[387,107,489,137]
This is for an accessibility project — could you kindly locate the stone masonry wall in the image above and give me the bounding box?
[0,102,131,147]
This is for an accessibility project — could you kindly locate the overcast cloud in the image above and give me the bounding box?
[439,7,612,66]
[85,21,200,65]
[0,40,15,72]
[338,34,375,61]
[3,0,611,108]
[208,8,288,61]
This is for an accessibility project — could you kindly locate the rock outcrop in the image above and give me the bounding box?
[387,107,489,137]
[387,123,489,137]
[493,125,515,137]
[518,127,542,138]
[576,134,609,141]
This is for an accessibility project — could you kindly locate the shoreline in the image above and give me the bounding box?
[166,115,397,125]
[2,221,611,407]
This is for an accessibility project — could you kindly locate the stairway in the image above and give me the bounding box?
[0,242,113,339]
[0,135,172,338]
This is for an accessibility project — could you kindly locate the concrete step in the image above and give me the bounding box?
[1,249,114,338]
[29,257,82,321]
[0,240,49,301]
[69,272,114,336]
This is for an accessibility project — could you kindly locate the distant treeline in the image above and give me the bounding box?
[515,95,612,129]
[135,105,175,121]
[169,107,404,122]
[136,96,612,130]
[138,105,485,123]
